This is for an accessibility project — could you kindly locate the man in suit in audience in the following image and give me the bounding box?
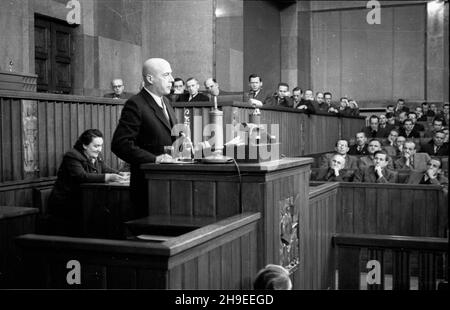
[291,87,303,108]
[378,114,395,133]
[314,92,328,114]
[399,119,420,139]
[354,150,398,183]
[385,112,397,129]
[348,132,369,155]
[407,112,425,132]
[395,111,408,129]
[104,78,133,99]
[264,83,294,108]
[394,141,431,171]
[421,102,435,118]
[442,103,449,126]
[178,78,210,102]
[382,129,402,156]
[111,58,178,218]
[166,77,188,102]
[362,115,389,138]
[421,130,449,156]
[315,154,354,182]
[319,140,358,169]
[406,158,448,186]
[358,139,394,170]
[295,89,315,113]
[386,104,395,114]
[416,106,427,122]
[204,77,220,100]
[423,118,444,138]
[244,74,265,102]
[394,98,409,117]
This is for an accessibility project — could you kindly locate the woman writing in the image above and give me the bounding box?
[47,129,126,236]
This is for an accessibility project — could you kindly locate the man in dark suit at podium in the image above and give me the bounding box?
[244,74,265,102]
[104,78,133,99]
[111,58,178,218]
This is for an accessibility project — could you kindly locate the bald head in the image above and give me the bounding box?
[204,77,219,96]
[142,58,174,96]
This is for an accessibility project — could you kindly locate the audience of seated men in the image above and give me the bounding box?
[399,119,420,139]
[423,118,444,138]
[178,77,209,102]
[406,158,448,186]
[319,140,358,169]
[362,115,389,138]
[358,139,394,170]
[315,154,354,182]
[421,130,449,156]
[407,112,425,132]
[348,132,369,155]
[264,83,294,108]
[393,141,431,171]
[353,150,397,183]
[295,89,315,113]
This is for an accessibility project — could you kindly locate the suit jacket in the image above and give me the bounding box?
[315,168,354,182]
[264,95,294,108]
[406,171,448,186]
[177,92,210,102]
[383,145,400,157]
[398,128,421,139]
[104,92,133,99]
[362,126,390,139]
[319,153,358,170]
[314,102,330,114]
[378,124,395,135]
[111,89,178,218]
[353,166,398,183]
[243,89,265,101]
[421,141,449,156]
[394,153,431,171]
[358,156,394,170]
[348,144,369,156]
[47,148,118,236]
[295,99,316,113]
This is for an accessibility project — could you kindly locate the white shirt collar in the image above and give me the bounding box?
[143,87,164,108]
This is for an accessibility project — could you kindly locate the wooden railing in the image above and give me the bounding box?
[333,233,448,290]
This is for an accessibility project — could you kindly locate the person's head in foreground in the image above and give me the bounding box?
[253,264,292,290]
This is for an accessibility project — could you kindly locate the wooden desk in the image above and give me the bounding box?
[0,206,38,288]
[141,157,313,289]
[80,182,132,239]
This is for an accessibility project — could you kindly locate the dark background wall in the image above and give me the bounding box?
[243,0,281,97]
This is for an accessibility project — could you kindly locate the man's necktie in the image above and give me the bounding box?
[161,98,170,123]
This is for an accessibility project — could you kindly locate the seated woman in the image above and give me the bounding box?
[47,129,126,236]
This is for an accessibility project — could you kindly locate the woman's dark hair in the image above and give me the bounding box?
[253,264,292,290]
[74,129,103,152]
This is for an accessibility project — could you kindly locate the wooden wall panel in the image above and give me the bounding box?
[308,4,427,102]
[337,183,447,237]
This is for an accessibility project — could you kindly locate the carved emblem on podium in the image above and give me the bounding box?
[279,195,299,273]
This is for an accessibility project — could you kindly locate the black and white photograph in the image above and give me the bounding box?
[0,0,448,298]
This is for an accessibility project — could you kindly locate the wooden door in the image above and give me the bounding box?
[35,16,73,94]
